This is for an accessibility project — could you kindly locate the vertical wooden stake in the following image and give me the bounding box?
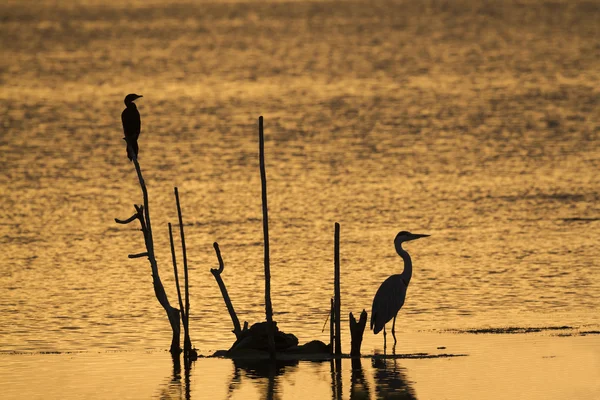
[259,116,276,360]
[330,297,335,355]
[169,222,186,329]
[174,187,192,357]
[334,222,341,356]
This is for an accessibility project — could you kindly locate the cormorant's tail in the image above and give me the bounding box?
[124,137,138,161]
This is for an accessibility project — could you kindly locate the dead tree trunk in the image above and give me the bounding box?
[115,154,181,355]
[211,242,243,339]
[349,310,367,357]
[258,116,276,360]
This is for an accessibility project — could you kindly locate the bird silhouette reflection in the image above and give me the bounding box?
[228,358,298,400]
[372,354,417,399]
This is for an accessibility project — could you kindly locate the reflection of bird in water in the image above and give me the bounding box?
[121,93,142,161]
[372,357,417,399]
[229,359,297,400]
[371,231,429,347]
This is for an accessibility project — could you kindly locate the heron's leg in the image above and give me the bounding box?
[383,325,387,351]
[391,315,397,344]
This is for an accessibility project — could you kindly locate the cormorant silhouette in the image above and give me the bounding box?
[121,93,142,161]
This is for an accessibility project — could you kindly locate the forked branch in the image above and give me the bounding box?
[115,147,181,355]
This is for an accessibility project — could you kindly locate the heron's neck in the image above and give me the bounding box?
[395,243,412,285]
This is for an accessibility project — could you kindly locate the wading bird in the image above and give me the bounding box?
[121,93,142,161]
[370,231,429,347]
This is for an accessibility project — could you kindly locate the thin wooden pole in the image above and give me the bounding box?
[334,222,341,356]
[169,222,186,326]
[330,297,335,355]
[259,116,276,359]
[174,187,192,356]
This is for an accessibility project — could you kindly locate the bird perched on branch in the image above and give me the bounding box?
[370,231,429,347]
[121,93,143,161]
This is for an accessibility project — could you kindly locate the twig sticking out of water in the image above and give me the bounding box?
[211,242,243,339]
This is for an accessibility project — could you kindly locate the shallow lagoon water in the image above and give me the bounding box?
[0,0,599,398]
[1,332,599,399]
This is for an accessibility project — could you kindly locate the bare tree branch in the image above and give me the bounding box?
[115,145,181,355]
[211,242,242,339]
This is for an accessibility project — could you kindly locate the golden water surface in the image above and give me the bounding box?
[1,0,599,398]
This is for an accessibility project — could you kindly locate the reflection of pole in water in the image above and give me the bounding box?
[350,358,370,400]
[184,358,192,400]
[226,362,242,398]
[330,359,343,400]
[372,357,417,399]
[266,362,276,400]
[335,358,342,400]
[156,354,183,399]
[172,353,181,380]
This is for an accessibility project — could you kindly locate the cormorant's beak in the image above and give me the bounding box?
[407,233,430,241]
[136,95,143,99]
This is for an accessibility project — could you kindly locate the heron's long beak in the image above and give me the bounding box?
[408,233,430,241]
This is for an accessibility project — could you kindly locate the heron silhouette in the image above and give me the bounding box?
[370,231,429,347]
[121,93,142,161]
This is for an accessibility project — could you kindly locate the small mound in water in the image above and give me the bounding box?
[229,321,299,353]
[210,321,330,359]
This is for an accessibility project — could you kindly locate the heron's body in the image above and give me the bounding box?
[370,231,428,345]
[370,273,409,335]
[121,94,142,161]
